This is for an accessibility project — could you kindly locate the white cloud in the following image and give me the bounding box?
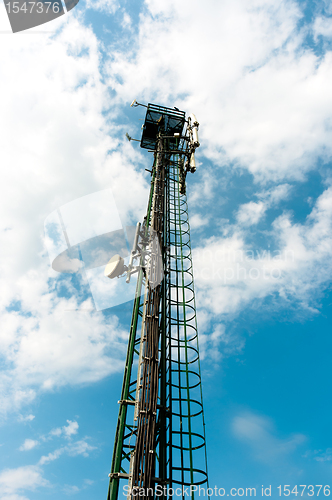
[190,213,210,230]
[17,414,35,423]
[1,0,332,424]
[313,16,332,41]
[48,427,62,438]
[49,420,79,439]
[236,184,291,225]
[0,13,151,418]
[85,0,119,13]
[38,439,96,465]
[236,201,267,225]
[313,448,332,462]
[62,478,94,495]
[105,0,332,181]
[198,323,245,367]
[39,447,64,465]
[19,439,39,451]
[121,12,132,30]
[0,495,30,500]
[258,184,292,204]
[0,296,129,417]
[67,439,96,457]
[84,479,94,486]
[38,419,96,464]
[63,420,79,438]
[1,420,95,498]
[193,184,332,322]
[232,411,306,462]
[188,170,216,208]
[0,465,48,498]
[63,484,80,494]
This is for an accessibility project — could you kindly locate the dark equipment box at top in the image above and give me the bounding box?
[140,103,186,150]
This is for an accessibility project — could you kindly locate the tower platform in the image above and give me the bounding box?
[140,103,186,150]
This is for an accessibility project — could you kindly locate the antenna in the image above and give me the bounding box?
[104,254,127,279]
[125,132,140,142]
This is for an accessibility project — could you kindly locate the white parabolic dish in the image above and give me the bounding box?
[104,254,125,279]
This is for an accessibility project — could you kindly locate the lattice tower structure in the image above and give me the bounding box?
[107,104,208,500]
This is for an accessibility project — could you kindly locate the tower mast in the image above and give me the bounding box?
[107,103,208,500]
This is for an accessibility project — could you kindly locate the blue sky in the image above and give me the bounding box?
[1,0,332,498]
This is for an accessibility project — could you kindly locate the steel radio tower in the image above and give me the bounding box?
[106,103,208,500]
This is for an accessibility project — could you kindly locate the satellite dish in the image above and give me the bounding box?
[104,254,126,279]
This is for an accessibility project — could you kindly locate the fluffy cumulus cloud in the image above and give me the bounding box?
[193,183,332,323]
[48,420,79,439]
[236,201,267,226]
[37,419,96,467]
[105,0,332,181]
[0,465,48,500]
[0,11,150,418]
[17,414,35,423]
[2,419,95,498]
[38,438,96,465]
[313,15,332,41]
[2,0,332,421]
[0,287,130,416]
[19,439,40,452]
[236,184,292,226]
